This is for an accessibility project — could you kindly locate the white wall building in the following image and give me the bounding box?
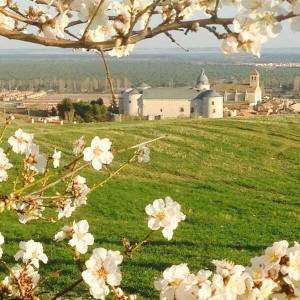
[119,69,262,119]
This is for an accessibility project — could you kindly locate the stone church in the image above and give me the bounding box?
[118,69,262,119]
[213,69,262,104]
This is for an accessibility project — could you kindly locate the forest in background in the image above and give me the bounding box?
[0,51,299,95]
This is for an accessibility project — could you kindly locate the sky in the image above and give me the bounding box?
[0,3,300,51]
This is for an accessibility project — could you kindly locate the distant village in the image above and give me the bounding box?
[0,68,299,123]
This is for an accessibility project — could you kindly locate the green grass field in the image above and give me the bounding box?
[0,116,299,299]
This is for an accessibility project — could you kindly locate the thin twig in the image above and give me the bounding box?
[51,278,83,300]
[82,0,106,40]
[96,48,118,107]
[33,269,63,290]
[88,154,137,194]
[115,135,167,154]
[26,162,90,197]
[123,230,154,258]
[0,123,8,144]
[164,32,188,52]
[14,155,83,196]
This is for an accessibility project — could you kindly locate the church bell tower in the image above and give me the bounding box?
[250,69,260,88]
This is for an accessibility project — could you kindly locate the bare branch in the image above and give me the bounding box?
[202,25,226,40]
[164,32,189,52]
[96,48,118,107]
[0,7,40,27]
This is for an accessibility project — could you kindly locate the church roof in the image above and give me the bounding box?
[251,69,259,75]
[143,87,199,100]
[194,90,222,100]
[127,88,141,95]
[196,69,209,86]
[137,82,151,88]
[213,83,257,93]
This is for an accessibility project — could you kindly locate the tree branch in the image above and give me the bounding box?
[96,48,118,107]
[164,32,189,52]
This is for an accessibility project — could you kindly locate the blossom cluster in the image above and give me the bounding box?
[0,116,156,227]
[0,128,119,223]
[221,0,300,57]
[0,239,47,298]
[0,0,300,57]
[53,221,132,299]
[155,240,300,299]
[0,147,12,183]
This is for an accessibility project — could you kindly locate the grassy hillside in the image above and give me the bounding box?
[0,116,299,299]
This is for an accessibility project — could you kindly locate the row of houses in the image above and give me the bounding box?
[224,99,300,117]
[0,90,46,102]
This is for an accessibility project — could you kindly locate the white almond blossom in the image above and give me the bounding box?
[68,220,94,254]
[82,247,123,299]
[1,264,40,298]
[25,144,47,174]
[222,0,242,10]
[114,287,137,300]
[0,148,12,182]
[73,136,85,155]
[69,175,90,207]
[52,148,61,168]
[212,259,245,278]
[42,11,69,39]
[83,136,114,171]
[16,201,45,224]
[258,278,278,298]
[81,24,116,42]
[291,2,300,31]
[264,240,289,270]
[56,198,76,220]
[154,263,191,300]
[109,44,135,58]
[188,270,212,300]
[287,242,300,281]
[54,224,74,242]
[145,196,186,240]
[138,144,150,163]
[8,129,34,154]
[0,11,14,30]
[222,36,239,55]
[14,240,48,268]
[71,0,110,25]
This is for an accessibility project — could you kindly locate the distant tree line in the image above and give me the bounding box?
[57,98,108,123]
[0,77,132,93]
[0,58,299,94]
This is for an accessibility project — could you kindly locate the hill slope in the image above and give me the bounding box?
[0,116,299,299]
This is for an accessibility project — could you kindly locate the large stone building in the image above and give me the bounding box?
[118,69,262,119]
[214,69,262,104]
